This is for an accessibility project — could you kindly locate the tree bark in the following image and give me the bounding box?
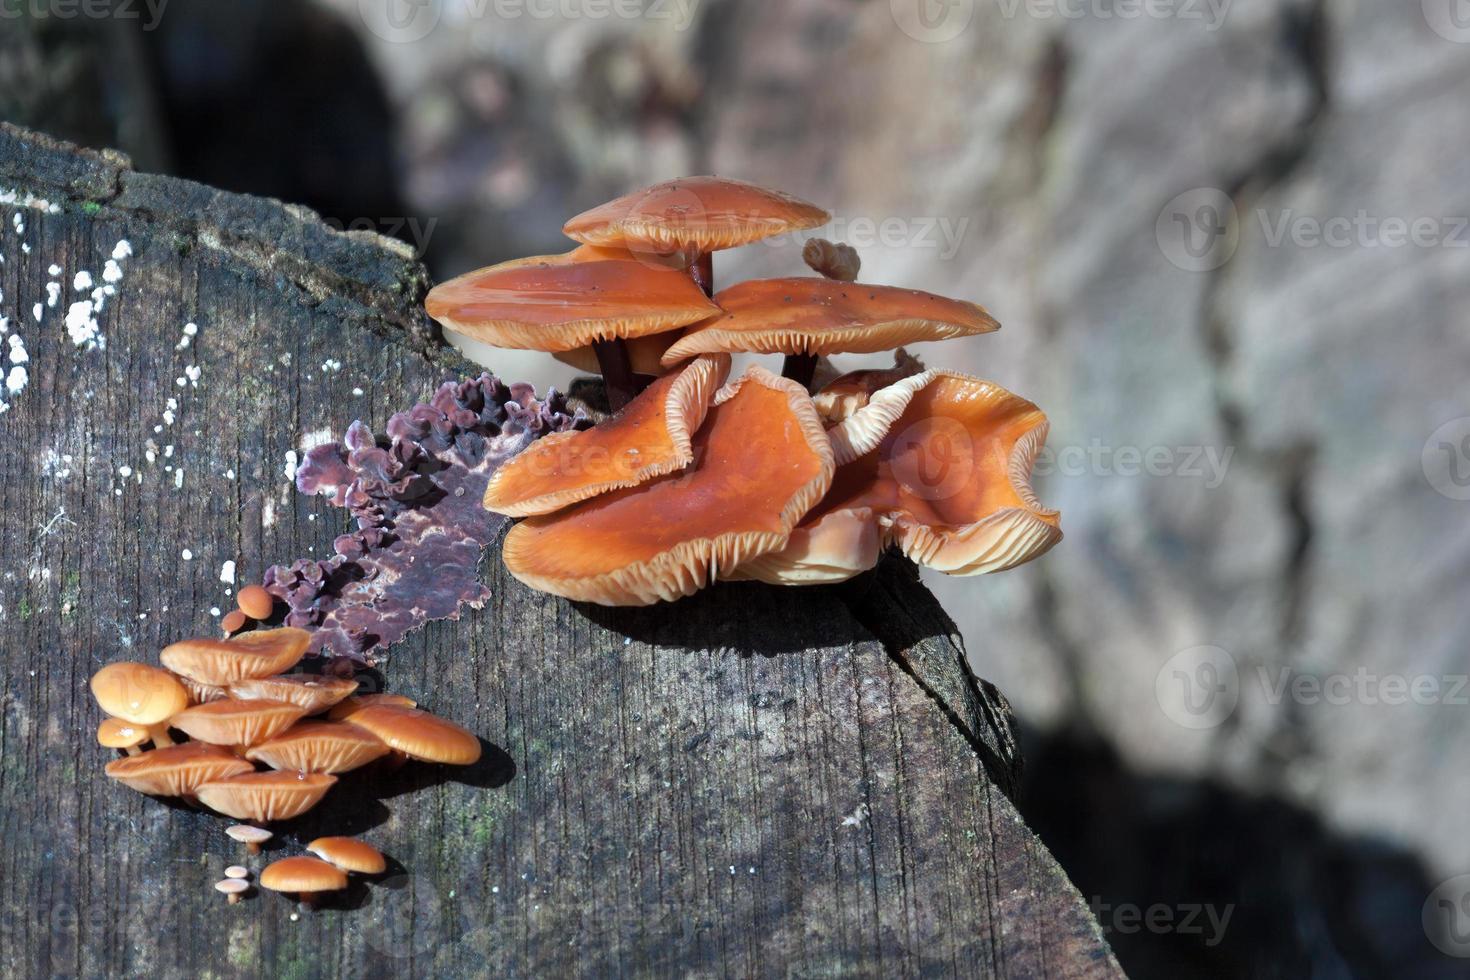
[0,124,1120,979]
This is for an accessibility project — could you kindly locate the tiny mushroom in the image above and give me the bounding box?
[483,355,730,516]
[90,662,190,748]
[661,278,999,387]
[220,610,248,635]
[325,693,417,721]
[236,584,275,621]
[425,244,720,410]
[104,742,254,797]
[225,865,250,878]
[225,824,274,855]
[96,718,149,756]
[502,365,834,605]
[228,674,360,715]
[342,705,482,765]
[161,627,311,687]
[306,837,387,875]
[196,771,338,822]
[169,698,309,748]
[244,721,390,774]
[215,878,250,904]
[258,856,347,909]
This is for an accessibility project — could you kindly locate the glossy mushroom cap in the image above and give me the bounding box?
[196,771,338,821]
[169,698,309,747]
[244,722,390,774]
[661,279,999,366]
[104,742,254,796]
[342,705,482,765]
[483,355,730,517]
[563,176,829,257]
[325,693,417,721]
[236,584,275,620]
[214,878,250,902]
[160,627,311,687]
[425,245,720,353]
[90,662,190,726]
[96,718,149,753]
[259,856,347,894]
[225,824,274,848]
[731,505,886,587]
[306,837,387,875]
[502,366,835,605]
[228,674,360,715]
[811,350,926,424]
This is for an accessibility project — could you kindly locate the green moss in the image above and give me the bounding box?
[16,597,32,620]
[81,201,102,217]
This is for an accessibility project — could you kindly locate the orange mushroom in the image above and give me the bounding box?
[811,350,926,424]
[104,742,255,797]
[236,584,275,620]
[739,371,1060,583]
[325,692,417,721]
[661,278,999,387]
[195,771,338,822]
[341,705,482,765]
[244,722,390,774]
[502,365,835,605]
[97,718,149,756]
[258,856,347,908]
[90,662,190,748]
[228,674,360,715]
[425,244,720,409]
[306,837,387,875]
[160,627,311,687]
[169,698,309,748]
[483,355,730,516]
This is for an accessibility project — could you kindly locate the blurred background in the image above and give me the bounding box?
[4,1,1467,975]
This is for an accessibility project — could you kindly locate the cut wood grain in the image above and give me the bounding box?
[0,124,1121,979]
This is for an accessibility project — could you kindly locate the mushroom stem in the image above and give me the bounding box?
[147,724,175,748]
[228,893,242,905]
[781,353,819,390]
[691,252,714,297]
[124,745,142,757]
[299,893,317,911]
[593,339,636,412]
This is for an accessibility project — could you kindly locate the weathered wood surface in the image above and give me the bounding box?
[0,124,1120,979]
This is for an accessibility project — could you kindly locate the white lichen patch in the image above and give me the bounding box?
[299,427,333,451]
[176,322,197,351]
[4,365,24,396]
[73,270,92,291]
[65,300,103,349]
[45,281,60,308]
[283,450,299,481]
[219,560,236,585]
[8,335,27,364]
[321,359,342,373]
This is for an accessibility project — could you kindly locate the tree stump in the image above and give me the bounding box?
[0,124,1121,979]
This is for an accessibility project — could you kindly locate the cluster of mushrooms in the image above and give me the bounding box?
[427,177,1062,606]
[91,588,479,907]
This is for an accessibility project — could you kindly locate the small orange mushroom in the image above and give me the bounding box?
[169,698,309,748]
[104,742,255,797]
[342,705,482,765]
[96,718,149,756]
[244,722,390,774]
[259,856,347,909]
[236,584,275,621]
[306,837,387,875]
[90,662,190,748]
[228,674,360,715]
[196,771,338,822]
[483,355,730,516]
[502,365,835,605]
[161,627,311,687]
[325,692,417,721]
[661,278,998,387]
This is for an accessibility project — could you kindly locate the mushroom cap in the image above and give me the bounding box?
[831,371,1060,575]
[552,330,685,377]
[661,279,999,365]
[196,771,338,822]
[236,584,275,620]
[502,365,835,605]
[563,176,829,256]
[228,674,360,715]
[812,351,927,424]
[160,627,311,686]
[169,698,309,747]
[483,355,730,517]
[325,693,417,721]
[259,856,348,894]
[179,676,230,704]
[342,705,482,765]
[90,662,190,725]
[244,721,390,774]
[305,837,387,874]
[730,505,886,586]
[225,824,274,845]
[96,717,150,751]
[215,878,250,896]
[225,865,250,878]
[104,742,255,796]
[425,245,720,352]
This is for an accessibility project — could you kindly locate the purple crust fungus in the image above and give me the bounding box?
[262,374,587,662]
